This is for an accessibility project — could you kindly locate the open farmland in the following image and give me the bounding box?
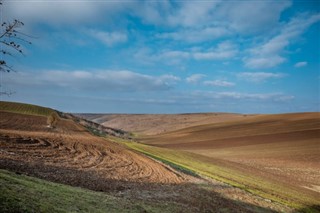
[79,113,250,136]
[86,112,320,211]
[1,101,294,212]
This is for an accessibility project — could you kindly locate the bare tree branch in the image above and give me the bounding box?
[0,1,31,95]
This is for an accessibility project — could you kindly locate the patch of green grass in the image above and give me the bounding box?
[0,169,186,213]
[109,137,319,211]
[0,101,55,117]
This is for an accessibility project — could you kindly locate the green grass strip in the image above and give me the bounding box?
[0,169,186,213]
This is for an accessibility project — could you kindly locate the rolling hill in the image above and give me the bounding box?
[87,111,320,211]
[79,113,251,135]
[1,101,293,212]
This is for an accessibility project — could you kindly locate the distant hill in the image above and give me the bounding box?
[80,113,254,135]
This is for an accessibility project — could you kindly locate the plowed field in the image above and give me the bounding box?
[0,109,297,212]
[139,112,320,208]
[0,111,187,185]
[81,113,248,135]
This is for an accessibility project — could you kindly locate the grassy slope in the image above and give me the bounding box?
[110,137,319,211]
[0,169,185,213]
[0,101,55,117]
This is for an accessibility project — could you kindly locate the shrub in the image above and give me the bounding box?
[47,112,59,128]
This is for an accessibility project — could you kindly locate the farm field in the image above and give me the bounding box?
[0,101,293,212]
[89,112,320,211]
[80,113,250,136]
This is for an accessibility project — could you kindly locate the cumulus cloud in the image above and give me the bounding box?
[168,1,219,27]
[217,1,291,34]
[238,72,286,82]
[294,61,308,68]
[245,13,320,69]
[136,1,219,27]
[4,70,180,92]
[138,1,290,35]
[203,80,235,87]
[186,74,206,84]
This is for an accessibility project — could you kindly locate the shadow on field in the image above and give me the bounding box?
[298,205,320,213]
[0,158,281,213]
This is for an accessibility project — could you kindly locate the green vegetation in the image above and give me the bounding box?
[109,137,319,211]
[0,101,55,117]
[0,169,186,213]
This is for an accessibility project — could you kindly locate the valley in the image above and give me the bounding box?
[0,101,319,212]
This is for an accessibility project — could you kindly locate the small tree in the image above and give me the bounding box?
[47,112,59,128]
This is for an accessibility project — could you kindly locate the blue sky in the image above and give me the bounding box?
[1,0,319,113]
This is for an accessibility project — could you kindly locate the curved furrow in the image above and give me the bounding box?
[0,111,187,185]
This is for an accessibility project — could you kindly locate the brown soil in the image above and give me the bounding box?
[140,112,320,206]
[0,110,294,212]
[0,111,186,184]
[79,113,249,135]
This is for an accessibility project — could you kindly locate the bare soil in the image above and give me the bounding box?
[79,113,249,135]
[140,112,320,206]
[0,111,293,212]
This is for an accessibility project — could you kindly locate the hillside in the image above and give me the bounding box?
[83,111,320,210]
[0,101,186,185]
[80,113,251,135]
[139,112,320,209]
[1,101,292,212]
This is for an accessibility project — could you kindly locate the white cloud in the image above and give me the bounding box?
[4,1,132,26]
[139,1,290,35]
[203,80,235,87]
[134,41,238,65]
[244,56,286,69]
[193,41,238,60]
[238,72,286,82]
[169,1,220,27]
[294,61,308,68]
[191,91,294,102]
[186,74,206,84]
[89,30,127,46]
[137,1,220,27]
[245,13,320,69]
[135,1,173,26]
[4,70,180,92]
[218,1,291,34]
